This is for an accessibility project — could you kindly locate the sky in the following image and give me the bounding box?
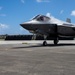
[0,0,75,35]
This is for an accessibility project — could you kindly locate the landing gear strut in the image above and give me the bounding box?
[54,25,59,45]
[32,34,36,40]
[43,35,47,46]
[54,38,59,45]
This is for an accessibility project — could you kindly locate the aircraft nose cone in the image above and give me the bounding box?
[20,23,33,30]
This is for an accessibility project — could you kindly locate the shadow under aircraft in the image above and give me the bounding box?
[12,43,75,49]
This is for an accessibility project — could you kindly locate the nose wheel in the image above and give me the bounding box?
[43,35,47,46]
[43,41,47,46]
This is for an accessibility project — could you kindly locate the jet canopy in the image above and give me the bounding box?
[32,15,50,22]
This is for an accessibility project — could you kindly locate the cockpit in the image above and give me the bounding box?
[32,15,50,22]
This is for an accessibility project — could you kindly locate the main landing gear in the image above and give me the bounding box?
[43,35,59,46]
[54,38,59,45]
[32,34,36,40]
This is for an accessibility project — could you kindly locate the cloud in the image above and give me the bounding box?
[0,7,6,17]
[0,6,3,10]
[0,14,6,17]
[0,23,8,29]
[21,0,25,3]
[20,27,25,31]
[36,0,50,2]
[46,13,64,24]
[60,10,64,14]
[46,13,51,17]
[71,10,75,16]
[19,27,31,34]
[0,23,9,34]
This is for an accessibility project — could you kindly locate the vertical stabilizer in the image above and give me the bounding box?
[66,18,71,23]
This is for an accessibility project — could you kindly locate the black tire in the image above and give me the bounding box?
[43,41,47,46]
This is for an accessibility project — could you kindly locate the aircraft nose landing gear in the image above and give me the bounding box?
[43,41,47,46]
[43,35,47,46]
[54,38,59,45]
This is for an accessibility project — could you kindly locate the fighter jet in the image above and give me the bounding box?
[20,14,75,46]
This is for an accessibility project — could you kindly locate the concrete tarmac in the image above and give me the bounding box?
[0,40,75,75]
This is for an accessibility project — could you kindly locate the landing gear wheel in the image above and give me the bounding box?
[43,41,47,46]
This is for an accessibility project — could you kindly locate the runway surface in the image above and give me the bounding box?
[0,40,75,75]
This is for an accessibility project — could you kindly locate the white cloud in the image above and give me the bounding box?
[0,7,6,17]
[19,27,31,34]
[36,0,50,2]
[20,27,25,31]
[0,23,9,34]
[0,6,3,10]
[71,10,75,16]
[46,13,51,17]
[46,13,64,24]
[60,10,64,14]
[0,23,8,29]
[0,14,6,17]
[21,0,25,3]
[36,0,42,2]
